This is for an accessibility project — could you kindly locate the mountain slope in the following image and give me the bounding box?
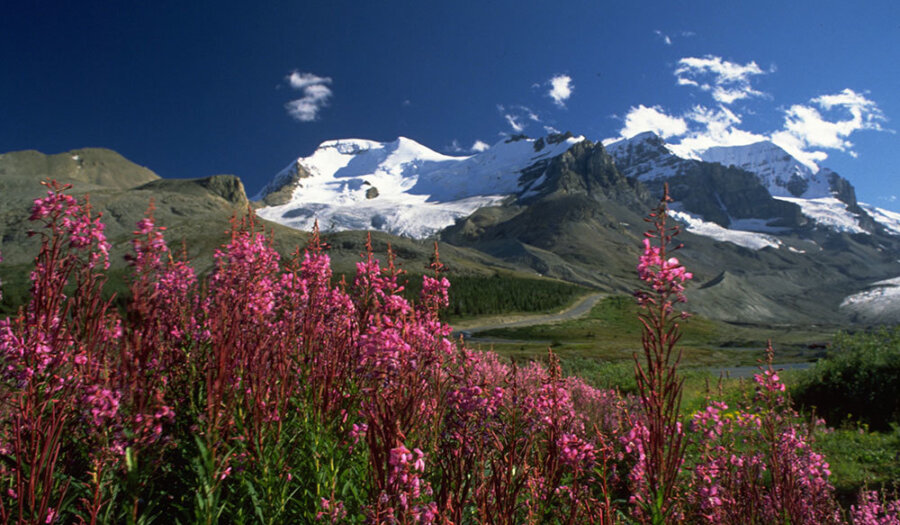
[0,148,258,270]
[254,134,584,238]
[4,132,900,327]
[699,141,832,199]
[0,148,544,311]
[444,135,900,324]
[605,133,894,239]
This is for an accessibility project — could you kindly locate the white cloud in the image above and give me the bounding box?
[471,140,490,152]
[548,75,573,107]
[611,90,886,172]
[675,56,767,105]
[654,30,673,45]
[618,104,688,140]
[610,94,885,171]
[611,58,889,173]
[284,71,333,122]
[505,114,525,133]
[499,105,540,133]
[668,105,767,158]
[769,88,887,169]
[786,89,885,150]
[287,72,330,90]
[447,140,464,153]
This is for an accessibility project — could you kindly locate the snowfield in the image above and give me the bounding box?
[668,208,782,250]
[255,135,583,238]
[256,131,900,244]
[841,276,900,317]
[774,196,866,234]
[861,203,900,236]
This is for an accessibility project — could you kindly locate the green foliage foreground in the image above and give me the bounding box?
[795,327,900,431]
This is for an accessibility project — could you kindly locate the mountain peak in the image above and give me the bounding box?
[627,130,667,145]
[604,132,681,182]
[315,138,383,155]
[0,148,159,191]
[254,134,585,238]
[699,141,831,198]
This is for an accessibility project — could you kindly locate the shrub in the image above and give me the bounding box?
[794,327,900,430]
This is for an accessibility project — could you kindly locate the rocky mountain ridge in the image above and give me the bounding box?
[2,135,899,326]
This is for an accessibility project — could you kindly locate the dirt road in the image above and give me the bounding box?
[450,292,606,336]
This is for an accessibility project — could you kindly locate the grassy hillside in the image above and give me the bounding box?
[475,295,834,369]
[402,272,590,320]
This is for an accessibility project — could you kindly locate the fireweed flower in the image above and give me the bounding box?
[851,491,900,524]
[629,185,692,522]
[4,182,885,523]
[29,183,111,270]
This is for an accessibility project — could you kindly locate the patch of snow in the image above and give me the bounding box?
[841,276,900,314]
[774,196,865,234]
[518,172,548,200]
[788,246,806,254]
[256,135,584,238]
[860,203,900,236]
[668,209,782,250]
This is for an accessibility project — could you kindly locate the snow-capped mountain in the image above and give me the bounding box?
[699,141,832,199]
[603,131,684,181]
[257,129,899,253]
[604,132,899,243]
[255,134,584,238]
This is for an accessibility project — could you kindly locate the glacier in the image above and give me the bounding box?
[255,135,584,238]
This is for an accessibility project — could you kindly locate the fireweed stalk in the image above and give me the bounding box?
[4,181,900,523]
[629,184,693,523]
[356,242,448,523]
[114,203,190,522]
[688,345,841,524]
[0,181,118,524]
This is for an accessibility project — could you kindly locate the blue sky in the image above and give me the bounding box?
[3,1,899,210]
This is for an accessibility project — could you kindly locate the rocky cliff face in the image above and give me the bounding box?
[655,163,807,229]
[254,161,315,207]
[699,141,833,199]
[605,133,886,236]
[521,139,648,205]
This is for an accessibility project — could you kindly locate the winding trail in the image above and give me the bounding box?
[450,292,606,337]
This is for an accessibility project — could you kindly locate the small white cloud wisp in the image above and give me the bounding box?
[548,75,573,107]
[498,104,540,133]
[471,140,490,153]
[675,55,768,105]
[654,30,673,46]
[504,114,525,133]
[284,71,333,122]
